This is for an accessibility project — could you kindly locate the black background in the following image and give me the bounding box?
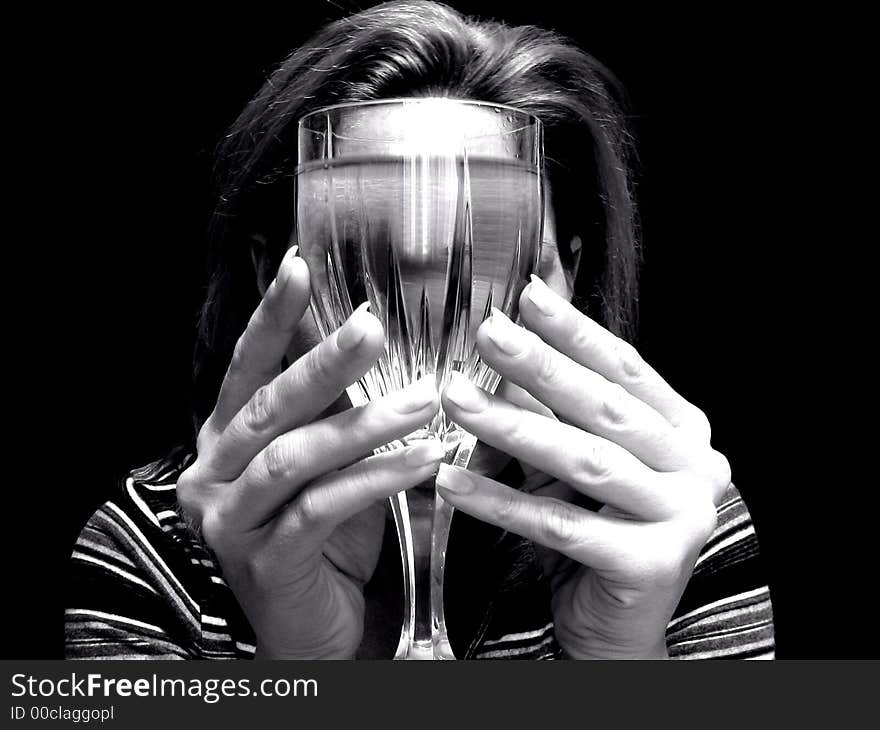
[9,3,870,658]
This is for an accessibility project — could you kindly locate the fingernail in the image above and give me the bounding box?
[404,438,445,468]
[484,307,526,356]
[436,464,476,495]
[272,246,299,297]
[444,372,488,413]
[527,274,558,316]
[266,274,281,297]
[388,375,438,414]
[337,302,372,351]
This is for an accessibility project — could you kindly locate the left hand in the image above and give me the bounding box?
[437,275,731,659]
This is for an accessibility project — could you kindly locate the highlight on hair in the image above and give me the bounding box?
[194,0,640,427]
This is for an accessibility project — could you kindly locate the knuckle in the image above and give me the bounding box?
[493,490,516,525]
[262,438,294,483]
[175,466,207,523]
[243,385,275,434]
[535,347,563,390]
[292,491,323,531]
[687,406,712,439]
[669,498,718,557]
[600,383,630,426]
[492,488,521,526]
[195,424,215,455]
[199,506,226,550]
[614,339,644,381]
[343,413,374,451]
[569,324,596,356]
[690,448,733,502]
[671,471,725,529]
[538,499,581,549]
[688,499,720,545]
[709,450,732,498]
[573,440,611,487]
[228,336,248,376]
[176,469,200,516]
[665,471,705,512]
[504,413,533,454]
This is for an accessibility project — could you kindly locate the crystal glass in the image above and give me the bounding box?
[295,98,544,659]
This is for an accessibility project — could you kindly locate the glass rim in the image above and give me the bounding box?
[297,97,542,142]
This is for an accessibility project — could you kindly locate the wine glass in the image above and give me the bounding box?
[295,98,544,659]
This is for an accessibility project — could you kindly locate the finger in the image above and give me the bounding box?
[209,247,311,433]
[477,310,694,471]
[231,377,440,526]
[277,439,446,541]
[205,302,384,479]
[435,464,634,570]
[496,380,557,420]
[519,276,710,438]
[442,374,679,519]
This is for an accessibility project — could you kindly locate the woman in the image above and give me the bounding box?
[65,0,774,659]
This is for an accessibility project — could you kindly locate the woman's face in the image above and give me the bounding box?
[253,101,579,445]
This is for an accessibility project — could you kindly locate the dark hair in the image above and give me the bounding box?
[193,0,640,428]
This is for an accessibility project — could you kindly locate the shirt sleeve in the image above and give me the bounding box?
[665,483,775,659]
[65,500,199,660]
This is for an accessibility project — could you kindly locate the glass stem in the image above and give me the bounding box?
[391,433,476,660]
[391,484,455,660]
[429,489,455,659]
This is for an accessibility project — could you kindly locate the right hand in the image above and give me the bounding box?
[176,248,443,659]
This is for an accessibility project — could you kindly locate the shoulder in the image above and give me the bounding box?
[79,451,198,581]
[67,451,256,659]
[97,450,195,540]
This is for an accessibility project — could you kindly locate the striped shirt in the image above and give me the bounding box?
[65,453,774,660]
